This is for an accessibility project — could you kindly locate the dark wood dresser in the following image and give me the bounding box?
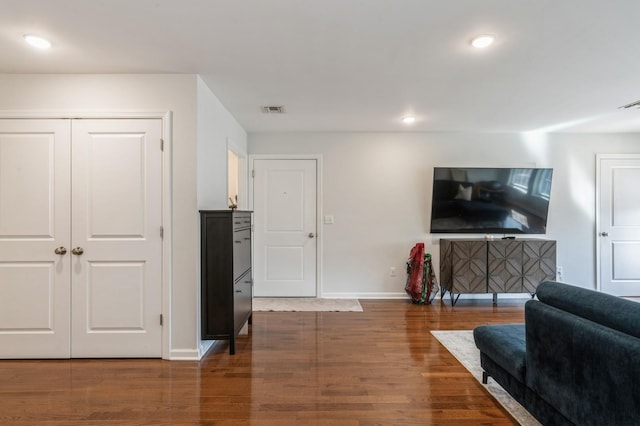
[200,210,253,354]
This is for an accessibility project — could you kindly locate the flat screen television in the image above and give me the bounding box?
[430,167,553,234]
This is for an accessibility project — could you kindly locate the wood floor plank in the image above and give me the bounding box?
[0,299,526,425]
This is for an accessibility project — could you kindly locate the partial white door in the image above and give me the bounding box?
[0,119,72,358]
[253,159,317,297]
[598,155,640,296]
[71,119,163,357]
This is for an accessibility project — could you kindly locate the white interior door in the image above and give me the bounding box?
[71,119,163,357]
[0,118,163,359]
[253,159,317,297]
[0,119,72,358]
[598,154,640,296]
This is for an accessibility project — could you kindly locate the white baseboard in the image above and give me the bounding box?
[168,349,201,360]
[168,340,214,361]
[321,291,409,299]
[320,291,533,300]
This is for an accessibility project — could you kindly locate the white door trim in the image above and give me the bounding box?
[0,111,172,360]
[595,153,640,293]
[249,154,323,297]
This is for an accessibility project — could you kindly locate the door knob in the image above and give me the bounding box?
[54,246,67,255]
[308,233,315,238]
[600,232,609,237]
[71,247,84,255]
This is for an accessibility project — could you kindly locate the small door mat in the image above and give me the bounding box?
[253,298,363,312]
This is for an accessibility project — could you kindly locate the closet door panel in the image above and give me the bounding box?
[71,119,163,358]
[0,119,71,359]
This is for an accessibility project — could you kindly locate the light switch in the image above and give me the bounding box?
[324,215,335,224]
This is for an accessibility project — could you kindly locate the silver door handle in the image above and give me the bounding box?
[71,247,84,255]
[54,246,67,255]
[600,232,609,237]
[308,233,315,238]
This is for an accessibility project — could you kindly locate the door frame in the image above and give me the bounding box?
[228,137,248,210]
[249,154,323,297]
[0,111,172,359]
[595,153,640,293]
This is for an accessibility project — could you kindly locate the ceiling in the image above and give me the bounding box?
[2,0,640,133]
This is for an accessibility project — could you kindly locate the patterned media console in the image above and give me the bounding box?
[439,238,556,305]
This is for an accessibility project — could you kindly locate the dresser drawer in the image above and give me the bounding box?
[233,270,252,333]
[233,213,252,230]
[233,229,251,278]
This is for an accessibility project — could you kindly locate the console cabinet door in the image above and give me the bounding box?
[450,240,487,293]
[522,240,556,294]
[439,239,453,292]
[488,240,523,293]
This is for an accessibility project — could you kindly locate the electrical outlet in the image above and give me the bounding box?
[556,266,563,282]
[389,267,397,277]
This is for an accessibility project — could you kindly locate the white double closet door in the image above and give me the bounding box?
[0,118,163,358]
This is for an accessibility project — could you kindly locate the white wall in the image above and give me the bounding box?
[197,77,247,210]
[0,74,246,359]
[249,131,640,297]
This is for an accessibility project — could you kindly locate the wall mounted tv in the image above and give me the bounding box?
[430,167,553,234]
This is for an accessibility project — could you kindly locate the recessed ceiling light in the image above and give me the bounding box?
[23,34,51,49]
[402,116,416,124]
[471,34,495,49]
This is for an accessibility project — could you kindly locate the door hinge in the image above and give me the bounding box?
[252,169,255,178]
[160,314,163,326]
[160,138,164,151]
[160,226,164,238]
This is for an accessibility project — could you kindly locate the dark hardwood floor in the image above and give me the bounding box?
[0,299,527,425]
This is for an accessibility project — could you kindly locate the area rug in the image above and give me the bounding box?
[431,330,541,426]
[252,298,363,312]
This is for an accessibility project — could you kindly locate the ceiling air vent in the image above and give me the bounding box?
[619,100,640,109]
[261,105,285,113]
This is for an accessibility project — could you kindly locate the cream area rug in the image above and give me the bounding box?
[252,298,363,312]
[431,330,541,426]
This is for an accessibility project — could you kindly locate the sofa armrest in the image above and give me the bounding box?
[525,300,640,426]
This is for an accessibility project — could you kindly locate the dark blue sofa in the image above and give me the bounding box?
[474,281,640,425]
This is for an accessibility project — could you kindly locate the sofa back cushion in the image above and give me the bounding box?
[525,300,640,425]
[536,281,640,339]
